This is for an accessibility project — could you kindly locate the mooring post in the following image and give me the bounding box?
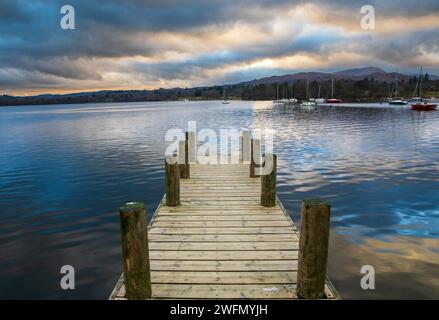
[165,156,180,206]
[119,202,151,299]
[297,199,331,299]
[242,130,251,163]
[179,140,190,179]
[186,131,196,164]
[250,138,261,177]
[261,154,277,207]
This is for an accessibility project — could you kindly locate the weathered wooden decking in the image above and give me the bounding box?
[110,163,338,299]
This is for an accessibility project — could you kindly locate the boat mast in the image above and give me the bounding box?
[276,84,279,100]
[318,85,321,99]
[395,76,398,98]
[412,71,419,98]
[306,79,309,100]
[331,78,334,99]
[419,66,423,99]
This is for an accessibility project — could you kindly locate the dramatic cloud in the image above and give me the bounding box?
[0,0,438,95]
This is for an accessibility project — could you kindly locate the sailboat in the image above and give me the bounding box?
[222,85,230,104]
[300,79,317,107]
[273,84,284,105]
[326,78,342,103]
[411,67,437,111]
[273,83,288,105]
[288,86,298,104]
[388,76,407,105]
[315,85,325,104]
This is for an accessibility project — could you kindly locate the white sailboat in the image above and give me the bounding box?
[315,85,325,104]
[288,86,298,103]
[388,75,407,105]
[273,83,284,105]
[222,85,230,104]
[300,79,317,107]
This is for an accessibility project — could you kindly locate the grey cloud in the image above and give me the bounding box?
[0,0,438,92]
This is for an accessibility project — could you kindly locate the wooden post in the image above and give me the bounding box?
[261,154,277,207]
[165,156,180,206]
[179,140,190,179]
[187,131,196,164]
[297,199,331,299]
[119,202,151,299]
[242,130,251,163]
[250,138,261,178]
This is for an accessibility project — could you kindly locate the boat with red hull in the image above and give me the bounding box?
[325,79,342,104]
[410,67,437,111]
[326,98,342,103]
[411,102,437,111]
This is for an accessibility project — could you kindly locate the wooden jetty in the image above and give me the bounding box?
[110,131,339,300]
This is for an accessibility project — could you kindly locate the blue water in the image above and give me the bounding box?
[0,101,438,299]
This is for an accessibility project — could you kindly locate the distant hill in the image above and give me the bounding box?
[239,67,420,86]
[1,67,438,106]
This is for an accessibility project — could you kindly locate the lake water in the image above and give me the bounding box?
[0,101,438,299]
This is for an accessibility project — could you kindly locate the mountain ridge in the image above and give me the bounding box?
[3,67,437,99]
[237,66,437,87]
[1,67,438,106]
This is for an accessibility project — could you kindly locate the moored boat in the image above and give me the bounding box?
[288,98,298,104]
[273,84,285,105]
[315,85,325,104]
[222,84,230,104]
[299,79,316,107]
[410,66,437,111]
[388,75,407,105]
[300,101,317,107]
[326,98,342,103]
[411,102,437,111]
[326,79,342,103]
[389,99,407,105]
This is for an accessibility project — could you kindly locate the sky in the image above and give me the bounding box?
[0,0,438,95]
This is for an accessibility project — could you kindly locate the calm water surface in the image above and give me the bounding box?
[0,101,438,299]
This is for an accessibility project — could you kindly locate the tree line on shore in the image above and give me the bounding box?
[1,76,437,106]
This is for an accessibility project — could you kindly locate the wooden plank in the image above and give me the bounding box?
[149,227,296,234]
[155,284,298,299]
[151,221,292,228]
[158,208,280,212]
[155,212,284,216]
[149,260,298,271]
[179,197,261,201]
[149,250,298,260]
[160,206,282,213]
[148,234,299,242]
[180,190,259,193]
[180,192,259,195]
[180,201,263,206]
[151,271,298,284]
[153,215,287,221]
[148,241,299,251]
[181,181,259,184]
[157,209,282,213]
[117,284,298,299]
